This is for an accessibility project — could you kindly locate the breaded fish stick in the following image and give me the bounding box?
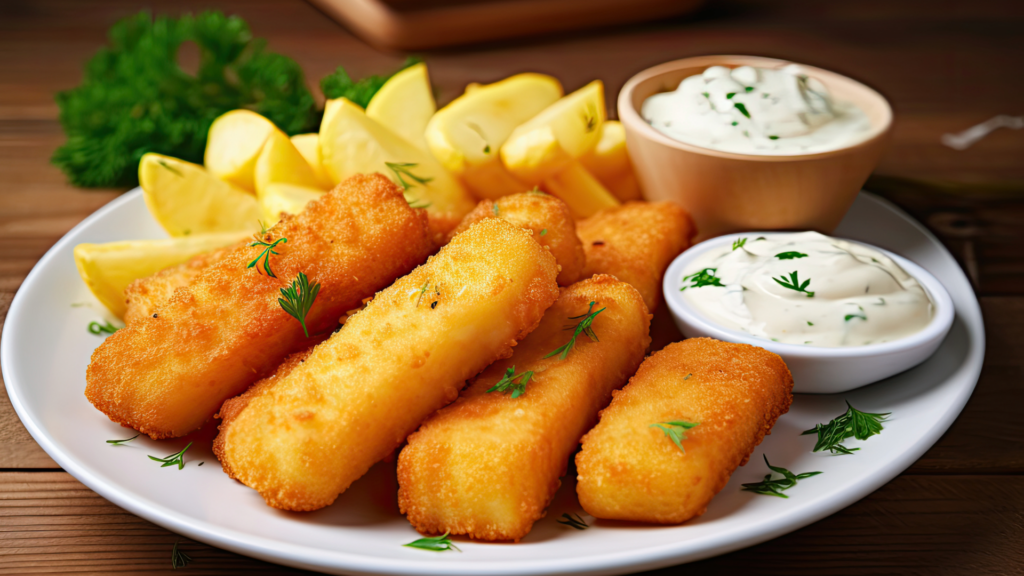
[577,201,695,311]
[398,275,650,541]
[86,174,435,439]
[123,242,239,325]
[575,337,793,524]
[214,218,560,511]
[445,192,585,286]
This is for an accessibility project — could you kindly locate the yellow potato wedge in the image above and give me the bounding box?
[603,170,643,202]
[260,183,325,225]
[74,232,249,318]
[501,80,606,184]
[320,98,475,237]
[254,129,323,198]
[204,110,277,193]
[366,62,436,150]
[542,160,620,219]
[426,74,562,198]
[579,120,631,181]
[139,153,262,237]
[290,133,334,190]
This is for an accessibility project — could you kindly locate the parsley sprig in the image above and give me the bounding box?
[773,270,815,297]
[486,366,534,399]
[650,420,700,453]
[802,401,890,455]
[403,531,460,552]
[148,442,193,470]
[279,272,321,337]
[680,268,725,291]
[248,236,287,278]
[732,237,747,251]
[775,251,808,260]
[544,301,605,360]
[557,513,588,530]
[741,455,821,498]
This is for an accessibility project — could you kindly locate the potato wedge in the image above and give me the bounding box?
[139,153,261,237]
[254,130,323,198]
[579,120,642,202]
[290,133,334,190]
[204,110,277,193]
[74,232,249,318]
[542,160,620,219]
[260,183,324,225]
[366,62,436,150]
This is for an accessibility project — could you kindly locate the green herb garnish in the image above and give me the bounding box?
[171,540,192,569]
[406,198,432,209]
[486,366,534,399]
[773,271,814,297]
[734,102,751,119]
[775,251,808,260]
[557,513,588,530]
[732,237,747,250]
[844,306,867,322]
[741,455,821,498]
[321,57,421,108]
[148,442,193,470]
[745,86,755,93]
[247,236,287,278]
[802,401,890,455]
[768,135,780,140]
[386,162,433,191]
[279,272,321,337]
[540,228,548,236]
[88,321,119,335]
[106,434,139,445]
[807,321,814,326]
[544,301,605,360]
[403,531,460,552]
[493,204,500,216]
[726,92,736,99]
[650,420,699,453]
[680,268,725,291]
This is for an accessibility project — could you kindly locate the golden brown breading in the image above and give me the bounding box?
[213,218,560,512]
[445,192,585,286]
[122,243,239,325]
[575,337,793,524]
[577,201,695,311]
[398,275,650,542]
[86,174,435,439]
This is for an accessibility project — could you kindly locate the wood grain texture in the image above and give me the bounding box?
[0,0,1021,572]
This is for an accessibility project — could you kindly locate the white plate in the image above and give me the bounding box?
[2,189,984,575]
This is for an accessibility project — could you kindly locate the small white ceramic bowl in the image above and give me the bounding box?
[662,233,955,394]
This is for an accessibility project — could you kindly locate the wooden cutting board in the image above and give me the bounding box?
[307,0,705,50]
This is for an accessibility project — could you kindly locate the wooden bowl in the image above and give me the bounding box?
[618,55,892,240]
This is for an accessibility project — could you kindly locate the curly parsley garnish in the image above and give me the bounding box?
[650,420,699,453]
[557,513,588,530]
[486,366,534,399]
[247,235,287,278]
[279,272,321,337]
[802,401,890,455]
[741,455,821,498]
[680,268,725,291]
[773,270,814,297]
[775,251,808,260]
[403,531,460,552]
[544,301,605,360]
[148,442,193,470]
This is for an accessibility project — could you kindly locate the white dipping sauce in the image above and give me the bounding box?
[679,232,934,347]
[642,64,872,155]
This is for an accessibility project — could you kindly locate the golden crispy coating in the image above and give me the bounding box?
[444,192,585,286]
[123,243,239,325]
[214,218,560,512]
[577,201,695,312]
[575,338,793,524]
[86,174,435,439]
[398,275,650,541]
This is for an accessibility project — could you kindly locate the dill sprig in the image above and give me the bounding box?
[148,442,193,470]
[801,401,890,455]
[171,540,192,569]
[106,434,139,446]
[544,301,605,360]
[557,513,588,530]
[680,268,724,291]
[773,270,814,297]
[486,366,534,399]
[741,455,821,498]
[247,236,287,278]
[403,531,460,552]
[844,305,867,322]
[88,321,119,335]
[386,162,433,191]
[279,272,321,337]
[650,420,700,453]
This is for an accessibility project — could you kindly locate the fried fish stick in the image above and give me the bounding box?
[398,275,650,541]
[444,192,585,286]
[86,174,435,439]
[577,201,695,311]
[575,338,793,524]
[214,218,560,511]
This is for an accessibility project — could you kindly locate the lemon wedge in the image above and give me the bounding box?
[204,110,277,193]
[139,153,262,237]
[254,130,323,198]
[366,63,436,150]
[501,80,606,184]
[74,232,249,318]
[290,133,334,190]
[260,183,324,225]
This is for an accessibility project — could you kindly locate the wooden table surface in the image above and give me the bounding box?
[1,0,1022,574]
